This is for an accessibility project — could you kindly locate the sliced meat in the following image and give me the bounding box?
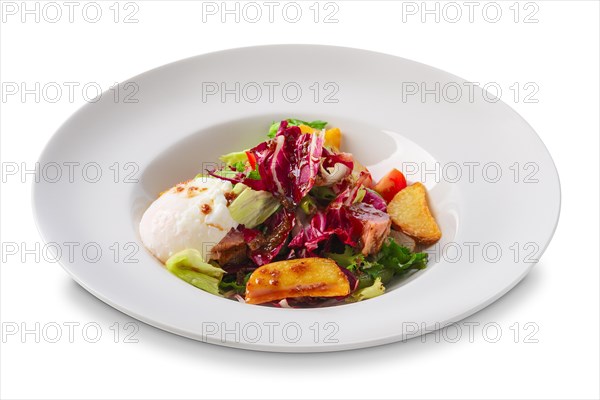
[210,229,248,266]
[389,229,416,252]
[347,203,391,256]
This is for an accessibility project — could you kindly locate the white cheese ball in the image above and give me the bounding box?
[139,177,238,263]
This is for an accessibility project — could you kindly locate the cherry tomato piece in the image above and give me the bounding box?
[373,169,407,203]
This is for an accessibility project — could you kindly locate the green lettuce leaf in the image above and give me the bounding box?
[228,187,280,228]
[351,277,385,302]
[326,246,364,272]
[219,151,248,165]
[268,119,328,138]
[165,249,226,295]
[377,238,428,272]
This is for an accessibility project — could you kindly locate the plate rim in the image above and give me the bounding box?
[32,44,562,352]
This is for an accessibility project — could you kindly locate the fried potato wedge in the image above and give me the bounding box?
[245,258,350,305]
[388,182,441,245]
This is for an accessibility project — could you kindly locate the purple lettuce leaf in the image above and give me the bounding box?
[240,208,296,266]
[271,121,324,205]
[321,148,354,171]
[362,189,387,212]
[288,173,371,254]
[210,121,324,208]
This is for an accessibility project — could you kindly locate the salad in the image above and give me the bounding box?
[139,119,441,307]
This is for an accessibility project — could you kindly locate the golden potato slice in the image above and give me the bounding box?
[245,258,350,305]
[388,182,441,244]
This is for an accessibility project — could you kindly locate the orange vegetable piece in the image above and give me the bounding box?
[325,127,342,150]
[299,124,318,134]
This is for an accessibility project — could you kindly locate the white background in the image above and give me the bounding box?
[1,1,599,399]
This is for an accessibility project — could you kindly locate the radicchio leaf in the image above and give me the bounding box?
[288,172,371,254]
[362,189,387,212]
[321,148,354,171]
[317,149,354,187]
[271,121,324,205]
[240,208,296,266]
[210,121,324,208]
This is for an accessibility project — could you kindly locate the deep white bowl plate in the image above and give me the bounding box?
[33,45,560,352]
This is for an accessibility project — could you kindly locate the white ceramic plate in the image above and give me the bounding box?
[33,45,560,352]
